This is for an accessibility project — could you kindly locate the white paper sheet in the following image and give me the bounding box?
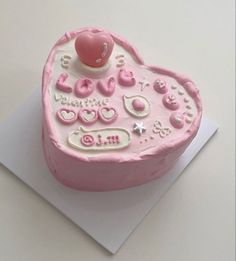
[0,89,218,254]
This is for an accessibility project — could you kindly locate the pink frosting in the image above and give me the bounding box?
[42,27,202,191]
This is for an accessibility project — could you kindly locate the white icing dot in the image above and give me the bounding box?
[187,112,193,117]
[115,54,125,58]
[175,117,182,123]
[171,85,178,89]
[178,89,185,95]
[185,118,192,124]
[184,98,189,103]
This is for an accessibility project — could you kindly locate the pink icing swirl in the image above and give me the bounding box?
[80,134,95,147]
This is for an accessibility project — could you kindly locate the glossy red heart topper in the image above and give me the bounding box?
[75,31,114,67]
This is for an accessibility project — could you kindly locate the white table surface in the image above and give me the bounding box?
[0,0,235,260]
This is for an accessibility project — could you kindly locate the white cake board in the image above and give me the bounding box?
[0,89,218,254]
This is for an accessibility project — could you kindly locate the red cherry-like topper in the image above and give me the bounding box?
[75,31,114,67]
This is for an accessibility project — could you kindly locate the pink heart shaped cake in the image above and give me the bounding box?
[42,27,202,191]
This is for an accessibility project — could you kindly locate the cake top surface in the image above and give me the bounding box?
[42,27,202,162]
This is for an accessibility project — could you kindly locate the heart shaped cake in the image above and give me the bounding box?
[42,27,202,191]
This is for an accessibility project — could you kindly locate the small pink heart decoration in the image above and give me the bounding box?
[97,77,116,97]
[57,108,77,125]
[98,107,118,124]
[78,108,98,125]
[75,31,114,67]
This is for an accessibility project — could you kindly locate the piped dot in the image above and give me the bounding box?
[185,118,192,124]
[187,112,193,117]
[170,112,185,129]
[132,99,145,111]
[178,90,185,95]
